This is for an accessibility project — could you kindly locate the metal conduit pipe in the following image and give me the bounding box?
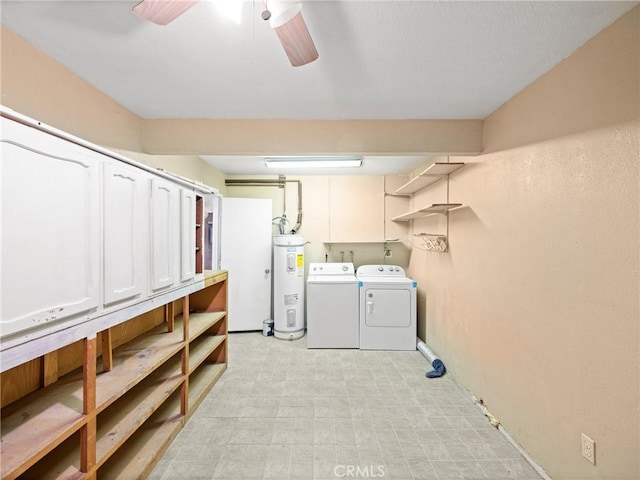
[417,339,446,378]
[224,177,286,187]
[286,179,303,233]
[224,175,303,233]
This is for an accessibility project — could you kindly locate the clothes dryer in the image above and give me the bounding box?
[306,263,359,348]
[356,265,417,350]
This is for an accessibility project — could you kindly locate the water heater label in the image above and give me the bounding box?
[284,294,299,305]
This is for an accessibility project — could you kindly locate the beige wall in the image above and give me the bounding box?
[113,149,227,193]
[0,24,226,192]
[0,26,141,151]
[409,7,639,480]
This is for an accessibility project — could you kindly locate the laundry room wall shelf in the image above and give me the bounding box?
[392,203,462,222]
[391,160,465,222]
[393,162,465,195]
[323,240,403,244]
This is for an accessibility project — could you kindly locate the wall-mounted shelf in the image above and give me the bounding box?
[394,162,465,195]
[323,240,403,244]
[392,203,462,222]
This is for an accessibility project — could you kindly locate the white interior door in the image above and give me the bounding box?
[221,197,272,331]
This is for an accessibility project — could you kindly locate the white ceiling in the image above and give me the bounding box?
[1,0,636,174]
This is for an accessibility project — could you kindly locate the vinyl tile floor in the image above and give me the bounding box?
[149,332,543,480]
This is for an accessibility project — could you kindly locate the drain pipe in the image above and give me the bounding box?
[417,340,446,378]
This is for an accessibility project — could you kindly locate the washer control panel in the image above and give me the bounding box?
[309,262,355,275]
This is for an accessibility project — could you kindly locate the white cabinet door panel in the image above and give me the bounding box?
[103,161,148,306]
[1,118,100,340]
[150,178,179,293]
[180,188,196,283]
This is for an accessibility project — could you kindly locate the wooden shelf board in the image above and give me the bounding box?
[184,312,226,342]
[189,336,226,375]
[394,162,465,195]
[7,432,82,480]
[392,203,463,222]
[95,360,183,468]
[204,270,227,287]
[95,323,185,413]
[98,395,183,480]
[0,372,86,480]
[188,363,227,416]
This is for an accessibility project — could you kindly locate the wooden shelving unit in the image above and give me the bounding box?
[0,271,228,480]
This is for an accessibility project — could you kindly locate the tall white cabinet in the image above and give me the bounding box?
[0,118,101,338]
[103,160,149,307]
[180,188,197,283]
[150,178,181,294]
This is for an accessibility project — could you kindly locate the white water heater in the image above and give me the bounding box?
[273,234,305,340]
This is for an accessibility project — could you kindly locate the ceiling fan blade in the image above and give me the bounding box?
[270,4,319,67]
[133,0,198,25]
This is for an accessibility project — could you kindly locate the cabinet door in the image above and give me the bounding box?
[150,177,179,293]
[329,176,385,241]
[0,118,100,340]
[103,161,148,306]
[180,188,196,283]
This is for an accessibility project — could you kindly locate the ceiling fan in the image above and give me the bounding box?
[132,0,319,67]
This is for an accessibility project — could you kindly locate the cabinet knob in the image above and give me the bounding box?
[265,269,271,274]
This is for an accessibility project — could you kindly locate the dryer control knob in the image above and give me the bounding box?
[342,265,348,271]
[378,266,384,271]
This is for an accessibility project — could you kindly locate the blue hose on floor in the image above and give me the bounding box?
[417,340,447,378]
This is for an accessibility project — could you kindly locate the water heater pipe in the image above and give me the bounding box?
[417,339,446,378]
[286,179,303,233]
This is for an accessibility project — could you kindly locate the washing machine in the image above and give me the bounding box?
[306,263,359,348]
[356,265,417,350]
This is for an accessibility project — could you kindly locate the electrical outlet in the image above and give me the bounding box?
[581,433,596,465]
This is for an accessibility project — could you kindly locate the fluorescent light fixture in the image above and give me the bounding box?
[265,156,363,169]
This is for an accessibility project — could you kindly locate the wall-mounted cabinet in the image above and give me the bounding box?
[179,189,197,283]
[0,108,219,354]
[328,176,385,242]
[103,160,149,307]
[0,117,101,340]
[150,178,181,294]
